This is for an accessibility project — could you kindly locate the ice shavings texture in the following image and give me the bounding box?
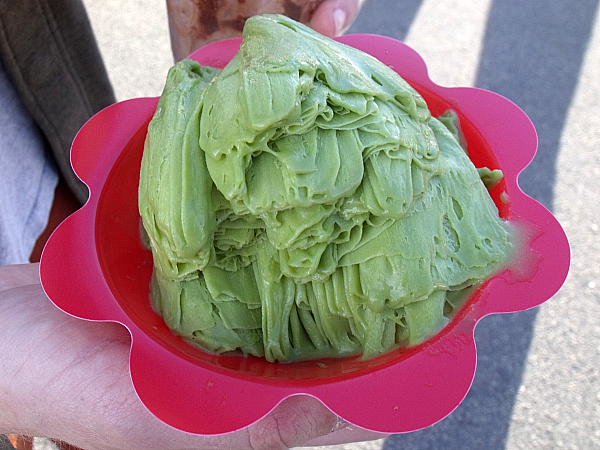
[138,15,513,362]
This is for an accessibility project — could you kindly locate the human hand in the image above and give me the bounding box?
[166,0,366,61]
[0,263,386,449]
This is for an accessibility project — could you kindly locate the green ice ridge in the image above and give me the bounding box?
[139,15,513,362]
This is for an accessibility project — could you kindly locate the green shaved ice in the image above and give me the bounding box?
[139,15,513,362]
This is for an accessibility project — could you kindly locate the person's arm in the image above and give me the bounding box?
[0,264,385,449]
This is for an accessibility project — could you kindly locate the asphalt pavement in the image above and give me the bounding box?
[73,1,600,449]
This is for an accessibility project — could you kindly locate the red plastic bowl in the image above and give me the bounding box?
[40,35,569,435]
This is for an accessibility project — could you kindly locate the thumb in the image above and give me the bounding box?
[309,0,365,37]
[245,395,341,449]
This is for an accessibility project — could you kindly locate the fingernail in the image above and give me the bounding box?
[332,416,350,432]
[333,8,347,35]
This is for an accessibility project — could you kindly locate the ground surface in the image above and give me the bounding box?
[18,1,598,449]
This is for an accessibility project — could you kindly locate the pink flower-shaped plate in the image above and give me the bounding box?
[40,35,570,435]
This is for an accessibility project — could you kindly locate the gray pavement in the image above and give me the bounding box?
[77,1,600,449]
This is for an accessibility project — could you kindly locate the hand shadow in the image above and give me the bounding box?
[349,0,598,448]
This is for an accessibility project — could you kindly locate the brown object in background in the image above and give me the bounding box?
[30,176,81,263]
[7,435,82,450]
[167,0,326,60]
[7,435,31,450]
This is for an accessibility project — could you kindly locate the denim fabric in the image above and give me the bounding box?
[0,56,57,265]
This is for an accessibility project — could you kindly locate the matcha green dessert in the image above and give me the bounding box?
[138,14,513,362]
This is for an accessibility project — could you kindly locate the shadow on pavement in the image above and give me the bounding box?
[349,0,598,448]
[347,0,424,41]
[0,435,14,450]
